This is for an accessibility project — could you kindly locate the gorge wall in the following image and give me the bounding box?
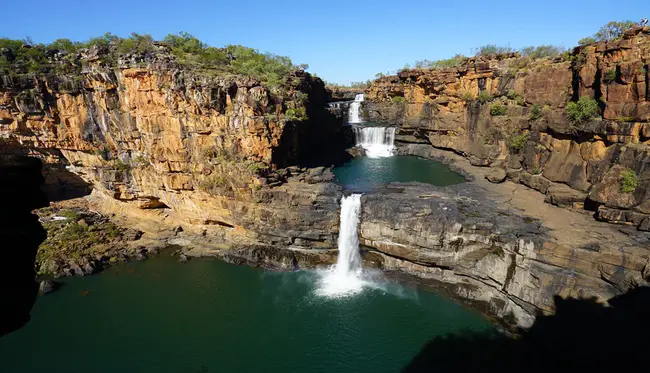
[0,45,347,274]
[2,34,649,329]
[364,26,650,231]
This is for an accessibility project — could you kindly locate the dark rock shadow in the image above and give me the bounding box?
[42,164,92,201]
[0,155,49,337]
[402,287,650,373]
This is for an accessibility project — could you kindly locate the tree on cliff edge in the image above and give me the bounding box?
[578,20,637,45]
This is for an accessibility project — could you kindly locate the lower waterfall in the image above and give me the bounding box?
[317,194,365,297]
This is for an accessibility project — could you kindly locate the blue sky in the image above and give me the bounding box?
[2,0,648,84]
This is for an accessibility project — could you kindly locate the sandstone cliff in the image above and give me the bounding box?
[364,27,650,231]
[0,42,346,275]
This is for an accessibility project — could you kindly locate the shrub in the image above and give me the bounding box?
[477,91,494,104]
[617,116,635,122]
[284,107,308,121]
[566,97,601,123]
[391,96,406,104]
[474,45,514,56]
[59,209,79,220]
[603,69,617,83]
[529,104,543,121]
[506,90,525,105]
[461,92,473,103]
[414,54,468,70]
[246,162,268,175]
[111,159,131,172]
[578,37,597,46]
[519,45,566,59]
[117,33,155,54]
[490,104,507,116]
[508,134,528,152]
[620,169,638,193]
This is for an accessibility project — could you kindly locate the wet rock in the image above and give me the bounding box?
[178,254,188,263]
[82,262,96,275]
[38,280,59,296]
[486,168,507,183]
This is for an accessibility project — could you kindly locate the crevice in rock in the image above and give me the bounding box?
[365,246,455,270]
[570,57,581,102]
[594,68,605,113]
[643,64,650,101]
[204,220,235,228]
[503,253,517,291]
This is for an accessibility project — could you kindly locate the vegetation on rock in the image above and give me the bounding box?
[413,54,468,70]
[519,45,567,59]
[477,91,494,104]
[0,32,307,88]
[529,104,543,121]
[508,134,528,153]
[620,169,638,193]
[566,97,600,123]
[35,207,137,277]
[490,103,507,116]
[198,147,269,196]
[603,69,617,83]
[392,96,406,104]
[578,20,637,45]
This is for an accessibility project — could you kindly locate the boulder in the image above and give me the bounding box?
[544,184,587,208]
[38,280,59,296]
[486,168,507,183]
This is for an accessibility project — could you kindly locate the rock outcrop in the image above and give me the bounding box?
[1,44,346,274]
[359,182,649,327]
[364,27,650,231]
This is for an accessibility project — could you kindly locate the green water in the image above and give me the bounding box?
[334,155,466,192]
[0,253,492,373]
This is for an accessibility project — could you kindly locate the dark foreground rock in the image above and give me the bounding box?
[38,280,60,295]
[0,156,48,336]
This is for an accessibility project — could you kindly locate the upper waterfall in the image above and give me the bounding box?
[353,127,396,158]
[348,94,365,123]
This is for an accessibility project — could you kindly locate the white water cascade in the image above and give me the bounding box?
[348,93,365,123]
[317,194,365,297]
[354,127,396,158]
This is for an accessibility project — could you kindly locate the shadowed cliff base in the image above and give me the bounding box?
[403,286,650,373]
[0,155,48,337]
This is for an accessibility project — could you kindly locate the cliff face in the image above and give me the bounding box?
[0,47,346,271]
[364,27,650,231]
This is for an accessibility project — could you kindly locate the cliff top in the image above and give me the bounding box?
[0,32,309,90]
[373,26,650,86]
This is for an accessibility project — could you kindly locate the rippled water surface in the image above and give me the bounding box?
[0,253,492,373]
[333,155,465,192]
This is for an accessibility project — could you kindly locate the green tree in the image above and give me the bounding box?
[594,21,636,42]
[578,37,597,46]
[566,97,600,123]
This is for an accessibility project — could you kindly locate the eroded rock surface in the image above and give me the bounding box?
[360,182,650,327]
[364,27,650,231]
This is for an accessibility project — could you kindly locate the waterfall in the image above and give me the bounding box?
[317,194,364,297]
[348,93,365,123]
[353,127,395,158]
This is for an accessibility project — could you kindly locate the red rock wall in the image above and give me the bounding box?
[365,27,650,230]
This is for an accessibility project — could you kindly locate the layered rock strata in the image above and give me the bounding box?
[364,27,650,231]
